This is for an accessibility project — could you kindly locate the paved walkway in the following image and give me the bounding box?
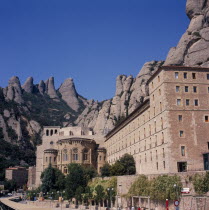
[0,196,53,210]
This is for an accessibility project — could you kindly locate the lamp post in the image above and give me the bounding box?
[107,188,114,209]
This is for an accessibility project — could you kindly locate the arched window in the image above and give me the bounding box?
[55,129,57,134]
[50,130,53,136]
[63,149,68,161]
[73,148,78,160]
[46,130,49,136]
[83,149,88,161]
[69,131,74,136]
[64,167,68,174]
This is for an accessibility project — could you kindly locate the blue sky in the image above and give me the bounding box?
[0,0,189,101]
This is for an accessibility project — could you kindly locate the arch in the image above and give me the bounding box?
[50,129,53,136]
[83,148,88,161]
[72,148,78,161]
[46,129,49,136]
[64,167,68,174]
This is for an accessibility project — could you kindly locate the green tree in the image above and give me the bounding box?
[110,153,136,176]
[119,153,136,175]
[65,163,86,199]
[83,186,93,205]
[75,186,84,203]
[4,179,17,192]
[100,163,111,177]
[192,172,209,195]
[41,164,65,193]
[83,165,97,183]
[94,185,105,204]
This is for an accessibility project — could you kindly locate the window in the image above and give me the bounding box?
[192,73,196,79]
[162,132,164,144]
[194,99,199,106]
[205,116,209,122]
[184,72,187,79]
[158,76,160,82]
[73,148,78,161]
[46,130,49,136]
[153,94,155,101]
[186,99,190,106]
[207,74,209,80]
[49,157,51,163]
[83,149,88,161]
[160,102,162,112]
[54,157,56,162]
[162,148,165,158]
[69,131,74,136]
[46,157,48,162]
[64,167,68,174]
[50,141,53,145]
[176,86,180,92]
[178,115,183,122]
[55,129,57,134]
[152,82,154,88]
[181,146,185,156]
[150,152,152,161]
[177,162,187,172]
[175,72,179,79]
[163,161,166,169]
[208,142,209,150]
[193,86,197,93]
[159,89,161,95]
[177,99,181,106]
[180,130,184,137]
[185,86,189,92]
[156,162,158,170]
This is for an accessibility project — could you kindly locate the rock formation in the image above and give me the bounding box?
[45,77,59,99]
[165,0,209,67]
[3,76,23,104]
[58,78,80,111]
[22,77,34,93]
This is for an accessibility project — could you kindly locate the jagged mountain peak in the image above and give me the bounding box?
[22,77,34,93]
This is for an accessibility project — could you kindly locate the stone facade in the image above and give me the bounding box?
[34,126,106,188]
[27,166,36,190]
[5,167,28,187]
[105,66,209,174]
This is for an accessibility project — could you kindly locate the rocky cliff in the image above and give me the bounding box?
[0,0,206,172]
[165,0,209,67]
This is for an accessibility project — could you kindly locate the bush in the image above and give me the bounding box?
[192,172,209,195]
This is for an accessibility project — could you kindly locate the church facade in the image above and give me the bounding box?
[35,126,106,188]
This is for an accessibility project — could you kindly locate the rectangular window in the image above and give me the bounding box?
[194,99,199,106]
[184,72,187,79]
[177,99,181,106]
[192,73,196,79]
[180,130,184,137]
[163,161,166,169]
[177,162,187,172]
[193,86,197,93]
[156,162,158,170]
[178,115,183,122]
[185,86,189,92]
[207,74,209,80]
[175,72,179,79]
[176,86,180,92]
[181,146,185,156]
[205,116,209,122]
[186,99,190,106]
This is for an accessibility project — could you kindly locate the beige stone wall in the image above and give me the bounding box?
[106,67,209,175]
[35,126,106,187]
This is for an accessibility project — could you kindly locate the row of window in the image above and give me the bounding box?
[174,72,209,80]
[176,99,199,106]
[176,86,197,93]
[108,132,165,156]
